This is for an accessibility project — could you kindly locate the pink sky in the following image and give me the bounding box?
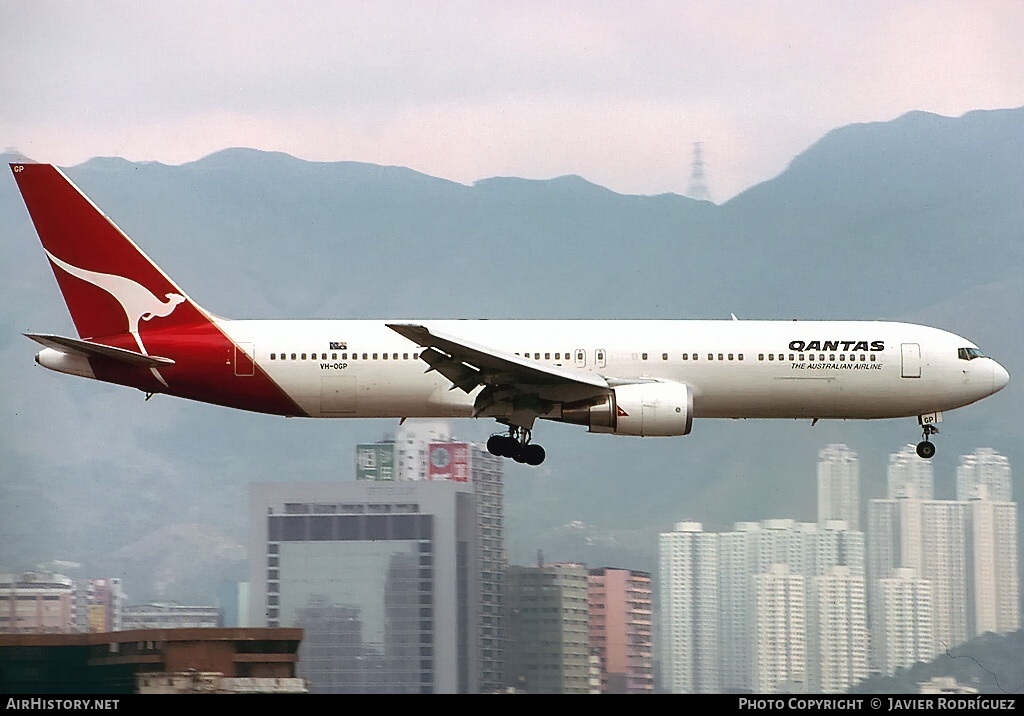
[3,1,1023,200]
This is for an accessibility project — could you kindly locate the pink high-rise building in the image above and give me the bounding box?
[588,568,653,693]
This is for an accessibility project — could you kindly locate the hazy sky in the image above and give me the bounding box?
[3,1,1023,200]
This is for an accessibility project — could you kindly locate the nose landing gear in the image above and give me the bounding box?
[916,424,938,459]
[487,427,546,466]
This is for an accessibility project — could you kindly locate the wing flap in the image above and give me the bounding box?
[387,323,608,391]
[25,333,175,367]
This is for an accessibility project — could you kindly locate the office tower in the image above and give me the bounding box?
[752,564,806,694]
[0,572,75,633]
[868,495,967,657]
[876,568,936,675]
[818,444,860,530]
[957,448,1012,502]
[356,420,454,482]
[965,492,1019,637]
[358,428,507,691]
[466,443,506,693]
[872,446,1017,652]
[250,480,480,693]
[588,567,653,693]
[658,522,719,693]
[807,566,868,693]
[715,518,864,692]
[355,440,397,481]
[505,563,591,694]
[718,522,760,691]
[73,578,125,633]
[218,581,250,628]
[396,420,454,481]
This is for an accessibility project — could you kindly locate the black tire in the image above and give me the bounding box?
[916,441,936,459]
[507,442,524,465]
[524,444,546,466]
[486,435,504,456]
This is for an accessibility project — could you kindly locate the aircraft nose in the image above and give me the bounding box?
[992,361,1009,393]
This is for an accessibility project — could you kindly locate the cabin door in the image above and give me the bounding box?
[901,343,921,378]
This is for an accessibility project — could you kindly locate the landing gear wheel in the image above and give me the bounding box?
[492,426,546,466]
[511,444,528,463]
[524,443,546,466]
[486,435,505,456]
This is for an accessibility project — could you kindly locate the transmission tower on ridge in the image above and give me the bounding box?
[687,141,711,202]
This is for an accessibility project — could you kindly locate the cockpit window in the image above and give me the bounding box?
[958,347,986,361]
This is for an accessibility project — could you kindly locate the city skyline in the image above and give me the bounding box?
[4,434,1019,694]
[658,443,1018,694]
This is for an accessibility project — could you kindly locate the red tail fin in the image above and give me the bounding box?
[11,162,209,339]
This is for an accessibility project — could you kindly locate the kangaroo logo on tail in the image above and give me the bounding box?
[45,250,186,336]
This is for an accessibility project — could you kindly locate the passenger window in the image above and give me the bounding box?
[341,353,347,360]
[332,353,337,360]
[290,353,296,360]
[301,353,306,360]
[708,354,713,361]
[739,354,744,361]
[718,354,723,361]
[820,354,825,361]
[351,354,357,360]
[383,353,388,360]
[682,353,688,361]
[809,354,815,361]
[413,353,419,360]
[373,353,378,360]
[534,353,540,360]
[555,353,561,360]
[404,353,409,360]
[270,353,276,360]
[839,354,845,361]
[728,354,734,361]
[759,354,764,361]
[642,353,648,360]
[768,354,774,361]
[662,353,668,361]
[829,354,835,362]
[860,354,866,362]
[545,353,550,360]
[870,354,876,362]
[789,354,794,361]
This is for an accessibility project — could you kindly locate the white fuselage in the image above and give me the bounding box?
[213,318,1007,422]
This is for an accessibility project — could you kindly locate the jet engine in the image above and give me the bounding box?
[560,380,693,436]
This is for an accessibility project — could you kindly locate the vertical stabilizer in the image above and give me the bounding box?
[11,162,209,339]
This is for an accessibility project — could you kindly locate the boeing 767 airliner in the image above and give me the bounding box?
[11,162,1008,466]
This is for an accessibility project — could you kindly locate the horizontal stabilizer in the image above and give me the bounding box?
[24,333,175,367]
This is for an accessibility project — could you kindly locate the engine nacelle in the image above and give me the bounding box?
[560,380,693,436]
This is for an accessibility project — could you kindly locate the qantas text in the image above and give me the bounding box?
[788,340,884,352]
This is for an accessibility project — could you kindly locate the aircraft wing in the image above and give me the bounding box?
[25,333,175,367]
[386,323,609,396]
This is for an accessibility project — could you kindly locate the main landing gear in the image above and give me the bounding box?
[487,427,546,466]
